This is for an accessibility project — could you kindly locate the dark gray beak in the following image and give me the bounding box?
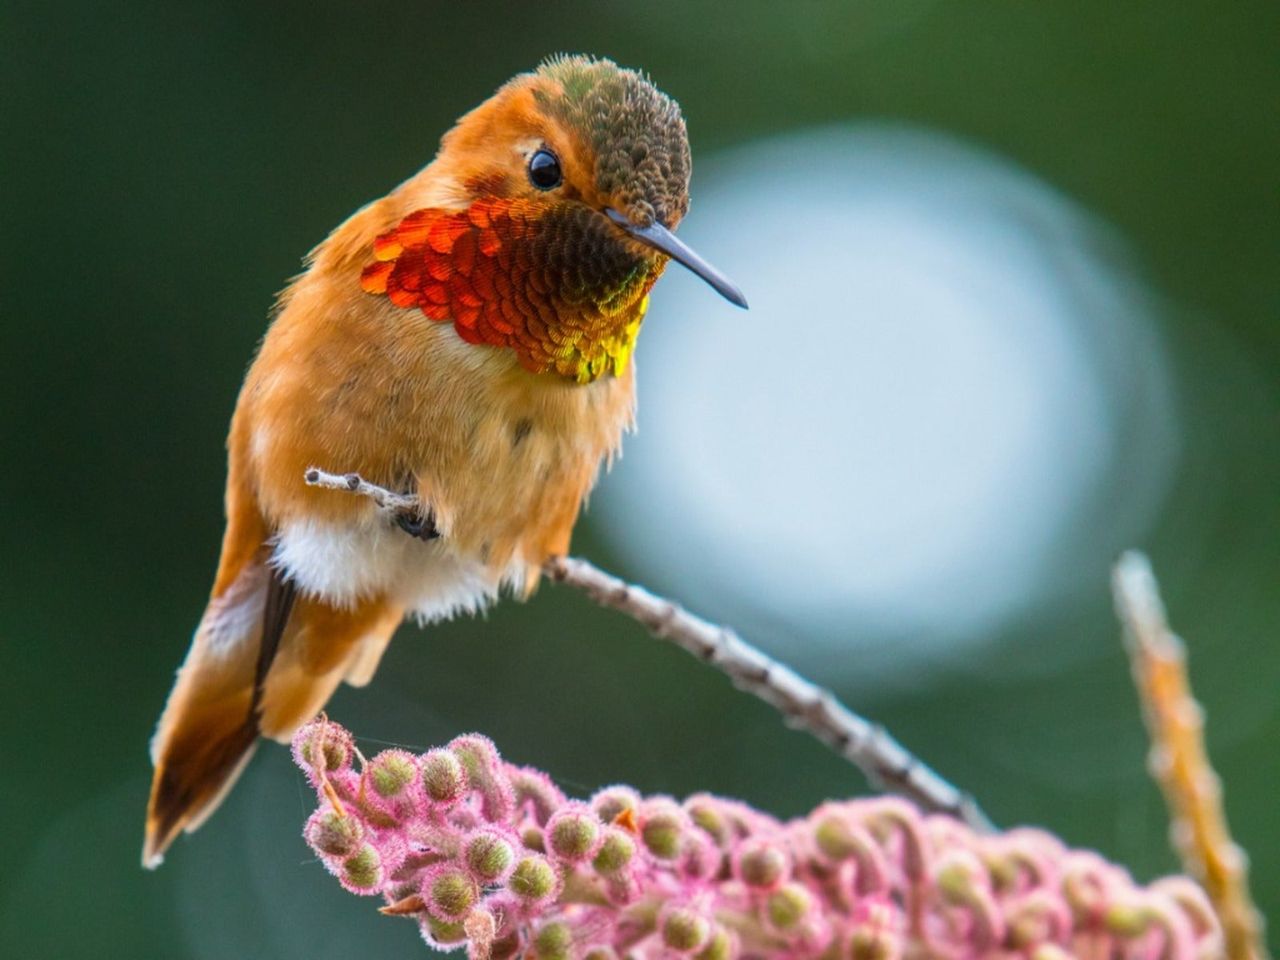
[605,208,748,309]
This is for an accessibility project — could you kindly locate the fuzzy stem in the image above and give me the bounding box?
[303,467,993,833]
[1112,551,1268,960]
[313,711,348,818]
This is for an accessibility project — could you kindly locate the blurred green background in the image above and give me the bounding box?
[3,2,1277,956]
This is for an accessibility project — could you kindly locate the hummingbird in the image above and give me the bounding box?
[143,55,746,867]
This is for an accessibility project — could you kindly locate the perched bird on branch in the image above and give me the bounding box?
[144,55,745,866]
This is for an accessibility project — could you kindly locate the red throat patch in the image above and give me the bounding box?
[360,198,662,383]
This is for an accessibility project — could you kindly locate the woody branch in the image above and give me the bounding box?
[1112,552,1268,960]
[304,466,995,833]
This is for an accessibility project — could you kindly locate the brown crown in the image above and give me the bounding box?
[534,55,691,229]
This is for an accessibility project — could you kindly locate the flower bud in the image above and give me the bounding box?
[661,906,712,953]
[695,927,736,960]
[1005,890,1070,948]
[735,839,789,890]
[292,718,353,778]
[591,786,641,824]
[508,854,559,903]
[465,828,518,884]
[423,865,479,921]
[368,749,418,799]
[934,852,1002,949]
[340,843,383,894]
[449,734,514,821]
[685,795,730,847]
[936,854,980,903]
[421,916,468,949]
[639,800,687,861]
[813,809,859,861]
[420,748,468,805]
[766,883,813,931]
[1104,900,1153,939]
[547,803,603,863]
[848,899,899,960]
[849,925,900,960]
[592,827,636,875]
[305,808,364,857]
[534,921,573,960]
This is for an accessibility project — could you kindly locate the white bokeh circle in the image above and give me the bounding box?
[595,124,1177,683]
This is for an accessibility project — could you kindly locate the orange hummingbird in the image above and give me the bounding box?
[143,55,746,866]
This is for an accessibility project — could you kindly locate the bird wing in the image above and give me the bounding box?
[143,432,404,867]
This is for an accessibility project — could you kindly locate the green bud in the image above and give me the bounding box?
[522,826,546,851]
[738,843,788,888]
[936,855,982,905]
[369,751,417,798]
[549,809,601,862]
[299,728,349,773]
[695,927,734,960]
[420,749,467,804]
[509,855,557,901]
[983,853,1019,893]
[814,814,858,860]
[641,810,684,860]
[465,831,516,883]
[849,927,896,960]
[306,810,364,857]
[423,916,468,945]
[766,883,812,931]
[426,868,478,920]
[591,786,640,824]
[534,922,573,960]
[662,908,711,952]
[1104,902,1153,939]
[592,828,636,875]
[686,798,729,846]
[343,844,382,890]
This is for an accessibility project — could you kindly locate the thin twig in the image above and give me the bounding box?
[304,467,994,832]
[545,555,994,833]
[1112,551,1268,960]
[305,467,419,515]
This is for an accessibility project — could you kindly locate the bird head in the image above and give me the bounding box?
[361,56,746,383]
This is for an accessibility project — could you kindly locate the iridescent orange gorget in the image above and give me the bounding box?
[361,197,665,384]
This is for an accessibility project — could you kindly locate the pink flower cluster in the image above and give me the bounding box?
[292,718,1222,960]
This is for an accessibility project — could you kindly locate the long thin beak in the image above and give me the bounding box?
[605,208,748,309]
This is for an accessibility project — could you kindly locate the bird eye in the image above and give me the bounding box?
[527,148,563,190]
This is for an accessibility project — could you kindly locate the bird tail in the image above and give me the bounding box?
[143,554,404,868]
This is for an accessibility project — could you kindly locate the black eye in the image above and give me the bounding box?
[527,148,562,190]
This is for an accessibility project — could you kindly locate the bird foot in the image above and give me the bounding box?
[395,509,440,541]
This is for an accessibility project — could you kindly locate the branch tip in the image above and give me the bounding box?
[1112,551,1267,960]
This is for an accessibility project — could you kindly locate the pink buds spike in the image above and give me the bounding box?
[293,721,1221,960]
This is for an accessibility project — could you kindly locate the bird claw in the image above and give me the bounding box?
[395,509,440,541]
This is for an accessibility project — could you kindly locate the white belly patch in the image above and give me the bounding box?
[270,518,521,622]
